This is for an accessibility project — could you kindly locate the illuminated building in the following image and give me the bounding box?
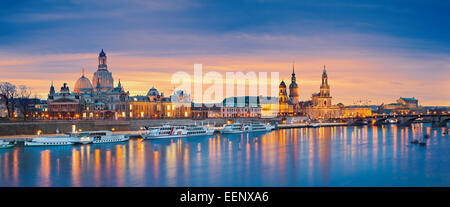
[47,83,83,119]
[129,89,191,119]
[221,96,261,118]
[278,64,301,116]
[260,96,279,118]
[191,104,221,119]
[52,49,130,120]
[379,97,421,115]
[305,65,341,120]
[341,105,373,118]
[278,80,294,116]
[289,64,300,105]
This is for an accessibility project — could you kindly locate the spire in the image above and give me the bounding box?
[292,62,295,75]
[290,62,297,84]
[82,68,85,77]
[323,65,326,73]
[49,81,55,95]
[118,79,122,88]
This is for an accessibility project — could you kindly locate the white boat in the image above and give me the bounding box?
[24,135,75,146]
[0,140,15,149]
[310,123,320,128]
[220,123,274,134]
[388,119,397,124]
[67,131,129,144]
[143,125,214,139]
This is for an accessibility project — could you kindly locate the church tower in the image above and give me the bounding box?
[279,80,288,103]
[318,65,331,107]
[289,63,300,104]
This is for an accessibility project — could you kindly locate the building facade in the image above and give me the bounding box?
[305,66,341,120]
[341,105,373,118]
[47,83,83,119]
[278,64,300,116]
[221,96,262,118]
[128,89,191,119]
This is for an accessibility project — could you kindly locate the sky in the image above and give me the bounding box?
[0,0,449,105]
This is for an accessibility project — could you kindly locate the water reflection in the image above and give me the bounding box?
[0,123,448,187]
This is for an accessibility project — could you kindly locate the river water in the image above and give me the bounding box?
[0,124,449,186]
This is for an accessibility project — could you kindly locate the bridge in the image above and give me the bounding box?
[345,113,450,127]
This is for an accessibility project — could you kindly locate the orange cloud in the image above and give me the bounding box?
[0,52,449,106]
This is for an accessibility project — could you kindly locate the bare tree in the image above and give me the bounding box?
[0,82,17,119]
[16,85,33,120]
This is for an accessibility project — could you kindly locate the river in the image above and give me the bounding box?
[0,124,448,186]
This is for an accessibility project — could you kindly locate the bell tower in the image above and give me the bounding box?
[318,65,331,107]
[279,81,288,103]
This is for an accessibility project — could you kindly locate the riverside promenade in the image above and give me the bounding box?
[0,117,282,136]
[0,117,354,141]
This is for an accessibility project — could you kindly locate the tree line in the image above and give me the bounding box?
[0,82,37,120]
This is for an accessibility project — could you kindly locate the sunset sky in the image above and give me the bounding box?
[0,0,449,105]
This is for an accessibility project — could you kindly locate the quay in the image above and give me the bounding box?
[277,122,346,129]
[0,130,146,142]
[0,122,347,142]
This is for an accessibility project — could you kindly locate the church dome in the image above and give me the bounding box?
[74,69,93,93]
[147,87,159,96]
[289,82,298,88]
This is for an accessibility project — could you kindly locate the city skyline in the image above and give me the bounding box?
[0,0,449,105]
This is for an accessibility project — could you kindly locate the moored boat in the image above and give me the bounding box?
[68,131,129,144]
[0,140,15,149]
[24,135,75,146]
[143,125,214,139]
[310,123,320,128]
[220,122,273,134]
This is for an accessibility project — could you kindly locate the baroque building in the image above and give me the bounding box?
[48,49,130,120]
[305,65,341,120]
[47,83,83,119]
[221,96,261,118]
[79,50,129,119]
[278,64,300,116]
[289,64,300,104]
[129,89,191,119]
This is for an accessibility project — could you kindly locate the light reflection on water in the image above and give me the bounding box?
[0,124,449,187]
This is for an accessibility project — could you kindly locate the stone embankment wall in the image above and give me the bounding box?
[0,117,281,136]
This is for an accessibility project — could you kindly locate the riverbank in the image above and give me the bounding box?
[0,117,282,136]
[278,122,346,128]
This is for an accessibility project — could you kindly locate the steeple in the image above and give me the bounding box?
[322,65,328,83]
[291,62,296,83]
[81,68,85,77]
[117,79,122,88]
[320,65,330,97]
[292,62,295,75]
[49,81,55,95]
